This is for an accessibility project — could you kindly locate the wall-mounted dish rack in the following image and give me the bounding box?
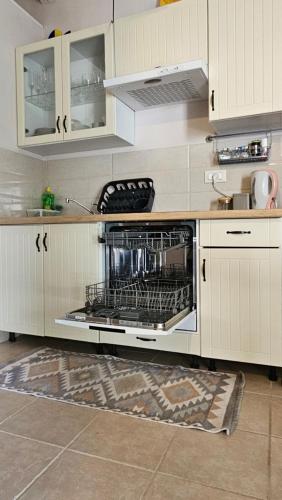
[217,149,270,165]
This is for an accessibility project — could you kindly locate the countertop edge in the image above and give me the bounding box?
[0,209,282,225]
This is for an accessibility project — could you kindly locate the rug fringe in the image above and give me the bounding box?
[225,371,246,436]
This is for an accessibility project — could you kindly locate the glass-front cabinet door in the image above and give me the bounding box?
[61,24,114,140]
[16,38,63,146]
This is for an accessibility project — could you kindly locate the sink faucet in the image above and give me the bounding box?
[65,197,95,215]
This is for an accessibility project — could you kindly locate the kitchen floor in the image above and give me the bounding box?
[0,336,281,500]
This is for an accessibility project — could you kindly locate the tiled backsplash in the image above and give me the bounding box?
[1,138,282,217]
[46,135,282,213]
[0,147,44,216]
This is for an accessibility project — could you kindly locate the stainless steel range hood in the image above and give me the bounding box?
[103,60,208,111]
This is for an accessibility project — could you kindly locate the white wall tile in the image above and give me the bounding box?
[113,146,188,176]
[0,147,44,215]
[46,154,113,212]
[154,193,189,212]
[190,191,234,211]
[45,141,282,214]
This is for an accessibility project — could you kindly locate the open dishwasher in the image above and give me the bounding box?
[56,221,197,336]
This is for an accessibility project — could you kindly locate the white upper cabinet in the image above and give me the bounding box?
[16,38,63,147]
[209,0,275,121]
[273,0,282,112]
[114,0,208,77]
[16,24,134,153]
[61,25,115,142]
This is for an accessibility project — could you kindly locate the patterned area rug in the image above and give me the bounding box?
[0,348,244,435]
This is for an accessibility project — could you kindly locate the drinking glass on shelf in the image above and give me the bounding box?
[42,67,48,93]
[48,67,54,93]
[34,72,41,95]
[28,71,34,96]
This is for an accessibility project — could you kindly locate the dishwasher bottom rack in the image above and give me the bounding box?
[85,278,192,313]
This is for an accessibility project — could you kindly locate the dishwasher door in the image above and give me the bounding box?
[55,306,196,336]
[55,275,196,336]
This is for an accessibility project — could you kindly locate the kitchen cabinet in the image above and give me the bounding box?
[0,226,44,336]
[209,0,275,122]
[0,224,101,343]
[16,25,134,154]
[200,220,282,366]
[16,38,62,147]
[114,0,207,77]
[44,224,101,342]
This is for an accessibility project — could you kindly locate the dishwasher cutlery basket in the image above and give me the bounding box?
[97,178,155,213]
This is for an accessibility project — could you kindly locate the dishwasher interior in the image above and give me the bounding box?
[66,221,197,332]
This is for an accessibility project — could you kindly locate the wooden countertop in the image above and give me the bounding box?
[0,209,282,225]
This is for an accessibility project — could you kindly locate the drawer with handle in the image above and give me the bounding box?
[200,219,281,247]
[99,330,189,353]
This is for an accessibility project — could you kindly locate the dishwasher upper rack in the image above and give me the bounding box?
[100,230,193,252]
[86,278,192,313]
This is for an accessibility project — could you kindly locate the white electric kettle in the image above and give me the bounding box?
[250,168,279,209]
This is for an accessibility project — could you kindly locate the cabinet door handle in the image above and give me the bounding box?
[226,231,251,235]
[36,233,40,252]
[136,337,156,342]
[211,90,215,111]
[202,259,206,282]
[43,232,47,252]
[56,115,61,133]
[63,115,67,133]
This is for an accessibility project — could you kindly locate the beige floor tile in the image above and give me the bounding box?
[0,389,35,422]
[0,335,72,365]
[70,411,175,470]
[0,398,97,446]
[144,473,256,500]
[159,429,269,499]
[271,380,282,398]
[244,373,272,396]
[0,336,44,363]
[271,398,282,437]
[270,437,282,500]
[0,431,60,499]
[20,450,153,500]
[237,393,270,435]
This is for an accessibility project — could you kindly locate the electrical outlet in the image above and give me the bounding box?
[205,169,227,183]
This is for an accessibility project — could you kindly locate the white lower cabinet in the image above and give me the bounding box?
[44,224,100,342]
[0,223,100,342]
[200,247,282,366]
[2,219,282,366]
[0,226,44,336]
